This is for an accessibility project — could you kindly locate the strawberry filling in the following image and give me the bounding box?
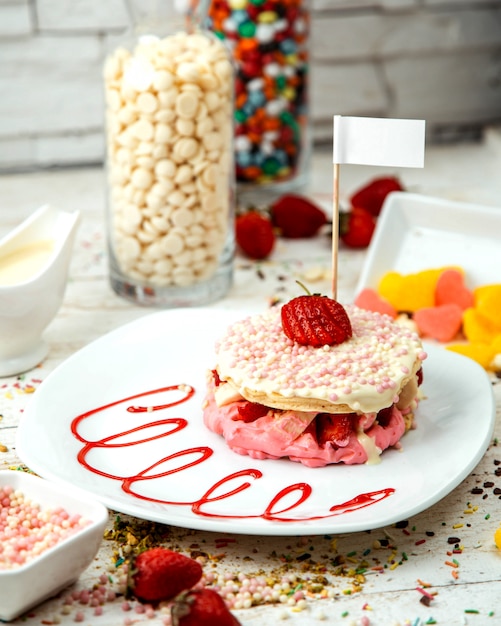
[203,372,416,468]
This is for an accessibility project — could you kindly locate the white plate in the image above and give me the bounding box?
[356,192,501,294]
[17,309,495,536]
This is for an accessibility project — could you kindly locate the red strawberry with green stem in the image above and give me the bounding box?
[129,547,203,603]
[172,588,242,626]
[281,284,353,347]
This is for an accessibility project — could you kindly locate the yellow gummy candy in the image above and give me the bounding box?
[490,333,501,354]
[463,308,500,344]
[446,342,494,369]
[474,284,501,327]
[379,268,450,313]
[495,526,501,550]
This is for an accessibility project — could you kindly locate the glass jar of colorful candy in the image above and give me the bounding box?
[206,0,310,199]
[103,0,235,307]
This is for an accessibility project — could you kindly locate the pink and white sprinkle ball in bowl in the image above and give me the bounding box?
[0,470,108,621]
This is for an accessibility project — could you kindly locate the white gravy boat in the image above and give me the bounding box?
[0,205,80,376]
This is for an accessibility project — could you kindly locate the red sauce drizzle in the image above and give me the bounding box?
[70,384,395,523]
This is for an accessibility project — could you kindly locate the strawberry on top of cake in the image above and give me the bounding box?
[202,292,427,468]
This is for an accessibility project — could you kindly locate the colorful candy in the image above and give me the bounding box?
[207,0,309,186]
[378,268,455,313]
[414,303,464,343]
[357,268,501,372]
[354,288,397,319]
[435,269,474,310]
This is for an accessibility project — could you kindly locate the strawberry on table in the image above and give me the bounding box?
[270,193,327,238]
[172,588,242,626]
[281,289,352,347]
[350,175,404,217]
[340,206,375,248]
[130,547,203,603]
[235,211,275,259]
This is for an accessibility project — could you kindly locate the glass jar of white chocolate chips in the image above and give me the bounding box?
[103,1,235,306]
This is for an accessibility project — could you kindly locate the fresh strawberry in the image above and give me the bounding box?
[234,401,269,422]
[350,176,404,217]
[340,206,375,248]
[130,547,203,603]
[316,413,354,447]
[375,406,393,428]
[235,211,275,259]
[270,194,327,238]
[416,367,423,386]
[281,293,352,347]
[171,588,242,626]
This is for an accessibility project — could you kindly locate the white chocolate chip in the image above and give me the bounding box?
[161,233,185,256]
[136,91,158,114]
[169,189,187,207]
[176,118,195,137]
[171,207,194,228]
[119,235,141,261]
[130,119,154,141]
[106,89,122,111]
[174,164,193,185]
[176,91,199,119]
[177,62,199,82]
[173,137,199,161]
[153,70,174,91]
[154,123,174,144]
[131,167,153,189]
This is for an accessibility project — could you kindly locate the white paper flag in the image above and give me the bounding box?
[333,115,425,168]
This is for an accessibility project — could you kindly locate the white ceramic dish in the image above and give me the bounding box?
[0,204,80,377]
[355,191,501,295]
[16,309,495,536]
[0,470,108,621]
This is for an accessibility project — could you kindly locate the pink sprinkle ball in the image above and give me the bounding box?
[0,484,90,570]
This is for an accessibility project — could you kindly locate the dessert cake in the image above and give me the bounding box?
[203,294,426,467]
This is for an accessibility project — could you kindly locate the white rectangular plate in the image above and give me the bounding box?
[356,192,501,294]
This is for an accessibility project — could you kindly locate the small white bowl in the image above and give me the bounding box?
[0,470,108,621]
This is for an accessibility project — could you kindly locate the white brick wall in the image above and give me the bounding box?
[0,0,500,171]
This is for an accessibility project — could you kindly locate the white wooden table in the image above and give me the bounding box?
[1,137,501,626]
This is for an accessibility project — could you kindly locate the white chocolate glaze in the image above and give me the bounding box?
[216,305,427,414]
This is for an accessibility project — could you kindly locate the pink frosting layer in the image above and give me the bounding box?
[203,381,407,468]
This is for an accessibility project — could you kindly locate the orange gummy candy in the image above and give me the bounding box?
[473,284,501,327]
[378,268,452,313]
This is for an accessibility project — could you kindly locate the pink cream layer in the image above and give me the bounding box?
[203,382,408,468]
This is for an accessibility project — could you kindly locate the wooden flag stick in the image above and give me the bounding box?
[331,162,340,300]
